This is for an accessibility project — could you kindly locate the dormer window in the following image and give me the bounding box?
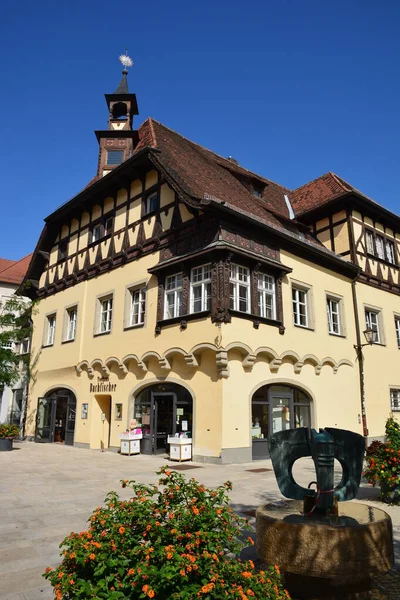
[252,183,264,198]
[107,150,124,166]
[91,217,113,243]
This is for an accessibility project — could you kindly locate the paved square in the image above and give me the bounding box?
[0,442,398,599]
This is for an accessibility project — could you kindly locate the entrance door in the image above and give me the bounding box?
[65,395,77,446]
[35,397,54,442]
[152,393,175,454]
[270,393,291,434]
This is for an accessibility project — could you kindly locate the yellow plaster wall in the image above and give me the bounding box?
[333,222,350,253]
[316,229,331,250]
[160,183,175,208]
[145,170,158,189]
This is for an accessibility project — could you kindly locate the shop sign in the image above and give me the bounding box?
[90,378,117,393]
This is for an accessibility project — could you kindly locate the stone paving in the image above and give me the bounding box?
[0,442,399,599]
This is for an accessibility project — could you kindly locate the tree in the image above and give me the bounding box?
[0,294,32,391]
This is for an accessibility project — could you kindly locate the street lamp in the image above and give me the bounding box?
[354,327,377,439]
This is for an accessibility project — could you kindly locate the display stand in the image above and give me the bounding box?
[168,436,192,462]
[119,433,143,456]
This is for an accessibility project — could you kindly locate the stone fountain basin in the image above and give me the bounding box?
[256,499,394,581]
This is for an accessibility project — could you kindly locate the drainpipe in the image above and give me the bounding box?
[351,279,368,439]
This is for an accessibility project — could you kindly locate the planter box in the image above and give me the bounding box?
[252,439,269,460]
[0,438,13,452]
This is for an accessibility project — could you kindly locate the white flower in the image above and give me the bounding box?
[119,54,133,68]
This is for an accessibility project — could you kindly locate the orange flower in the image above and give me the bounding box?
[180,569,186,576]
[216,509,222,514]
[69,579,75,585]
[247,537,254,546]
[58,572,64,579]
[274,565,280,574]
[69,552,76,559]
[165,470,172,476]
[146,524,151,531]
[119,526,125,534]
[89,553,96,560]
[171,528,176,534]
[241,571,252,578]
[148,591,155,598]
[142,584,149,593]
[45,567,53,574]
[127,568,135,576]
[192,506,199,515]
[166,552,173,559]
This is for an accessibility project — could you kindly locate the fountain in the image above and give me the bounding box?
[256,428,394,599]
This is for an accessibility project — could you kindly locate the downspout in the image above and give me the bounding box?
[351,279,368,439]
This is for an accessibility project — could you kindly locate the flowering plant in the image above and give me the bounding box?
[363,417,400,503]
[0,424,19,439]
[44,466,289,599]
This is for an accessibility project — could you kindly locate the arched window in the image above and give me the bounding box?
[251,384,311,459]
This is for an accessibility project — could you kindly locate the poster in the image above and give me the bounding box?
[182,420,188,431]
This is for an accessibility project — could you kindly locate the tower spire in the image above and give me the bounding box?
[114,51,133,94]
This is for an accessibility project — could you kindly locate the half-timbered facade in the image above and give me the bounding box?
[24,67,398,462]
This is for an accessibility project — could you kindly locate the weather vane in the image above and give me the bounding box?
[119,50,133,70]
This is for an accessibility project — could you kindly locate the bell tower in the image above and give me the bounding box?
[95,54,139,178]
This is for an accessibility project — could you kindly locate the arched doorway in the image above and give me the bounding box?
[134,383,193,455]
[251,384,311,459]
[35,389,77,445]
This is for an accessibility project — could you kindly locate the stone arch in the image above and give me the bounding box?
[90,358,109,377]
[105,356,128,375]
[76,360,93,377]
[122,354,147,372]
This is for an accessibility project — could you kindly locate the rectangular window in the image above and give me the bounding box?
[385,240,395,264]
[257,274,276,319]
[1,340,13,350]
[292,287,308,327]
[99,297,113,333]
[229,264,250,313]
[107,150,124,165]
[58,240,68,261]
[190,264,211,313]
[66,307,77,341]
[81,403,88,419]
[145,192,159,215]
[46,314,56,346]
[365,309,380,344]
[365,230,375,255]
[129,287,146,326]
[327,297,341,335]
[10,389,23,426]
[91,217,113,243]
[390,389,400,412]
[115,403,123,420]
[395,317,400,348]
[164,273,183,319]
[19,338,30,354]
[375,235,385,260]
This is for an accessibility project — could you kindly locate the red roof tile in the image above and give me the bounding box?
[290,172,356,216]
[0,254,33,285]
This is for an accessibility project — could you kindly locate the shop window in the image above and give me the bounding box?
[257,274,276,319]
[190,264,211,313]
[81,403,88,419]
[229,264,250,313]
[164,273,183,319]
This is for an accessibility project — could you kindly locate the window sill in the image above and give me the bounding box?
[87,233,112,250]
[328,332,347,339]
[42,343,54,349]
[293,323,315,332]
[93,330,112,337]
[61,338,76,345]
[366,252,398,269]
[124,323,145,331]
[156,311,210,332]
[229,310,283,330]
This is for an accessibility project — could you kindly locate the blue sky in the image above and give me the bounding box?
[1,0,399,260]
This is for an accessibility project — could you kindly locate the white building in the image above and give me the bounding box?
[0,255,32,429]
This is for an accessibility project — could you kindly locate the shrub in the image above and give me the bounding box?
[0,424,19,439]
[363,417,400,503]
[44,466,289,599]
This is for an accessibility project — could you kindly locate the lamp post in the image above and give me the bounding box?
[354,327,378,438]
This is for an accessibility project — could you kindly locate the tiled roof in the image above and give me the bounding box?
[136,118,290,221]
[0,254,33,285]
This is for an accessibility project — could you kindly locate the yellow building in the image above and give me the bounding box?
[23,66,398,462]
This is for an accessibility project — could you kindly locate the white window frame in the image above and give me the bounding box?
[145,192,159,215]
[292,286,309,328]
[390,389,400,412]
[395,316,400,348]
[190,264,211,313]
[45,314,56,346]
[326,296,341,336]
[65,307,77,342]
[385,239,396,264]
[91,217,113,243]
[129,287,146,327]
[257,274,276,319]
[229,264,250,313]
[164,273,183,319]
[365,230,375,255]
[19,338,30,354]
[365,308,381,344]
[98,296,113,334]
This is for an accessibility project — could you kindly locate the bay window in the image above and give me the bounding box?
[190,264,211,313]
[165,273,183,319]
[258,274,276,319]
